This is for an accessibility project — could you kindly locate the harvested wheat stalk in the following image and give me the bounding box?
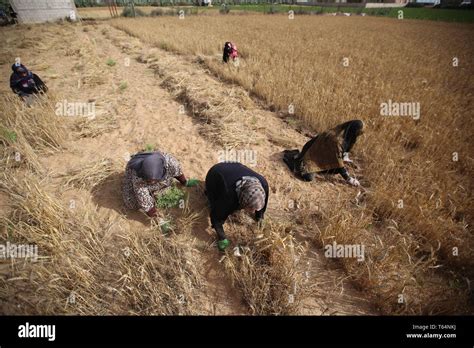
[73,115,118,138]
[58,158,119,191]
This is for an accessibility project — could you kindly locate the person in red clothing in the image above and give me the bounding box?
[222,41,238,63]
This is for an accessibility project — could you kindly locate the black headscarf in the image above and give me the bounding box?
[127,152,166,181]
[10,63,33,87]
[12,63,28,73]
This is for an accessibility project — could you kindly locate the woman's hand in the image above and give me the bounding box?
[175,174,187,186]
[146,207,157,217]
[176,174,199,187]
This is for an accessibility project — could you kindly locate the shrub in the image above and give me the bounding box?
[121,7,146,18]
[150,8,166,16]
[219,4,230,14]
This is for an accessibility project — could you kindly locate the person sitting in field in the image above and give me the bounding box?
[205,162,269,251]
[10,63,48,101]
[283,120,364,187]
[122,151,198,218]
[222,41,238,63]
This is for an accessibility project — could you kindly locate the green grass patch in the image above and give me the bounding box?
[119,81,128,91]
[1,127,17,143]
[286,117,298,126]
[106,58,116,67]
[382,8,474,22]
[156,186,185,209]
[144,144,154,151]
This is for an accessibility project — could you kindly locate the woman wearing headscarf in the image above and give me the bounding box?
[10,63,48,99]
[122,151,198,217]
[205,162,269,251]
[283,120,364,187]
[222,41,238,63]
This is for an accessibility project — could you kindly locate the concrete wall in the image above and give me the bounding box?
[10,0,77,23]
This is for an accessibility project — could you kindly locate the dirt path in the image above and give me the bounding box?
[1,22,377,315]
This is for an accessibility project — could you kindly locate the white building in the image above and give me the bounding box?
[9,0,77,23]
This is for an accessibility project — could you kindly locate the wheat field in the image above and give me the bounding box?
[111,15,474,313]
[0,13,473,316]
